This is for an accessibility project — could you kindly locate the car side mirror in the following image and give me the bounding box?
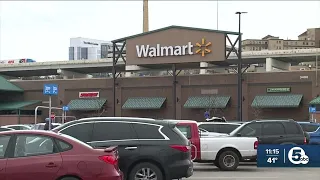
[236,133,242,137]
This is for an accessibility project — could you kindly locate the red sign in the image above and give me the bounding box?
[79,92,99,98]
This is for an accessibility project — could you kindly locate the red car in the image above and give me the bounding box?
[0,130,123,180]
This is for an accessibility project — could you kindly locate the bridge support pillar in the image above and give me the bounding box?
[266,58,291,72]
[57,69,92,79]
[200,62,209,74]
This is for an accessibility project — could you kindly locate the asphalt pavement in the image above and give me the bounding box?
[186,162,320,180]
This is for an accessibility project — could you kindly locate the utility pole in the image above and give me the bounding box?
[235,11,247,121]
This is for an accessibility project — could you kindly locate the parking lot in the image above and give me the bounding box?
[187,163,320,180]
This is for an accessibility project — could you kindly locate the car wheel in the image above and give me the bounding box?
[128,162,163,180]
[218,150,239,171]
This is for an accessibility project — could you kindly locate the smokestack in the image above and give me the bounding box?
[143,0,149,32]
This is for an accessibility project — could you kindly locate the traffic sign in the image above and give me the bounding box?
[50,113,55,119]
[63,106,69,111]
[309,107,316,113]
[43,84,58,95]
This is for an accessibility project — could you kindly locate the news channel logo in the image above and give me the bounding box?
[288,147,309,165]
[257,145,319,167]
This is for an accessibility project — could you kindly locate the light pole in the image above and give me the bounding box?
[235,11,247,122]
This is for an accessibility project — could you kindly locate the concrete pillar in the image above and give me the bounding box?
[266,58,291,72]
[200,62,209,74]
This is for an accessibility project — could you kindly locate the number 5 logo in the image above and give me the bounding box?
[288,147,309,165]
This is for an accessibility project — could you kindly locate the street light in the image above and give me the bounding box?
[235,11,247,122]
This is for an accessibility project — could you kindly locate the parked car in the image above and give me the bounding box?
[52,117,193,180]
[298,122,320,145]
[205,116,227,122]
[229,119,307,145]
[0,127,14,132]
[32,123,62,130]
[198,122,241,134]
[2,124,32,130]
[0,130,122,180]
[174,120,258,171]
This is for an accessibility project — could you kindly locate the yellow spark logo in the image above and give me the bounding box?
[195,38,212,57]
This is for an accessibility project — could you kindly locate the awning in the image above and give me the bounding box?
[122,97,166,109]
[183,96,231,109]
[67,98,107,111]
[0,76,24,92]
[251,94,303,108]
[309,97,320,105]
[0,100,41,110]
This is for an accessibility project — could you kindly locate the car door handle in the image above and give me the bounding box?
[125,146,138,150]
[45,162,57,168]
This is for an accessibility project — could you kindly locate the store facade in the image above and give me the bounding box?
[2,26,319,124]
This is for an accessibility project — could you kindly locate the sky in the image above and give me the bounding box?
[0,1,319,62]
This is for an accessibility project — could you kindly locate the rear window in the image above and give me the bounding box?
[299,124,319,132]
[59,134,93,149]
[198,124,216,132]
[219,124,240,133]
[176,125,192,139]
[283,122,301,134]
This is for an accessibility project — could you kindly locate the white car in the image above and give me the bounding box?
[173,120,257,171]
[32,123,62,130]
[2,124,32,130]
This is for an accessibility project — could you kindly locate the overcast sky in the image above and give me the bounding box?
[0,1,319,62]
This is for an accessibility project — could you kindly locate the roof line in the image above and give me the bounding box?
[112,25,240,43]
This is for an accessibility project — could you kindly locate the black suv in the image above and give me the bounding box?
[229,119,307,145]
[52,117,193,180]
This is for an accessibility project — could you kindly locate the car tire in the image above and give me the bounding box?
[217,150,239,171]
[213,160,220,168]
[60,177,79,180]
[128,162,164,180]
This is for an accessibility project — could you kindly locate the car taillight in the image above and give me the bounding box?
[99,155,118,165]
[254,141,258,149]
[304,137,307,144]
[170,145,190,152]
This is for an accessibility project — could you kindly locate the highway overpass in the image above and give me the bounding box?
[0,48,319,78]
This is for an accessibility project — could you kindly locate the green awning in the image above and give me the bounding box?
[0,100,41,110]
[122,97,166,109]
[183,96,231,109]
[310,97,320,105]
[251,94,303,108]
[0,76,24,92]
[67,98,107,111]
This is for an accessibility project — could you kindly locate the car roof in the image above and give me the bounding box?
[0,130,58,136]
[297,122,320,126]
[36,123,61,125]
[198,122,241,125]
[3,124,30,127]
[54,117,172,129]
[250,119,295,123]
[164,119,198,123]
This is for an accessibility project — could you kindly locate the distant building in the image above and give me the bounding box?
[68,37,125,60]
[242,28,320,51]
